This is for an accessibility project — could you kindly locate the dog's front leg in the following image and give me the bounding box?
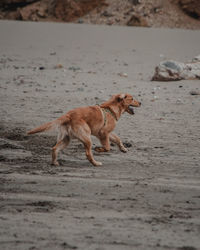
[109,133,128,153]
[95,133,110,152]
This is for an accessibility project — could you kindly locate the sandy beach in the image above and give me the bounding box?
[0,20,200,250]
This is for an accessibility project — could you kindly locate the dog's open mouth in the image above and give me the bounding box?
[128,105,135,114]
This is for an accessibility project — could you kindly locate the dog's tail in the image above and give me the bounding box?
[27,115,70,135]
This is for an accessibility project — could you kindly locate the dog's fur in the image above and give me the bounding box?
[27,93,141,166]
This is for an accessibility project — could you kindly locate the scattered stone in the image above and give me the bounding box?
[176,99,183,104]
[123,142,132,148]
[153,7,162,14]
[101,10,113,17]
[54,64,63,69]
[178,246,197,250]
[77,87,84,92]
[68,66,81,72]
[50,52,56,56]
[39,66,45,70]
[152,55,200,81]
[61,242,77,249]
[127,14,149,27]
[129,0,141,5]
[118,72,128,77]
[54,110,63,114]
[192,55,200,62]
[190,90,200,95]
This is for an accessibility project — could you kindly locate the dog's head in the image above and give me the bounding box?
[115,93,141,115]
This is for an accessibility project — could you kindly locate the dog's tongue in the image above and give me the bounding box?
[128,105,134,114]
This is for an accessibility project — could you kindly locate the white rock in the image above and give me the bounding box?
[152,55,200,81]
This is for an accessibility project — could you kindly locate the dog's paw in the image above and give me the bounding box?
[93,161,102,166]
[94,147,108,153]
[121,147,128,153]
[52,161,60,166]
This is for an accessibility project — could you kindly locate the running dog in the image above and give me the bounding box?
[27,93,141,166]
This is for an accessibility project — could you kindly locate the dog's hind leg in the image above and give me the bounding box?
[57,125,67,142]
[73,122,102,166]
[52,135,70,166]
[109,133,128,153]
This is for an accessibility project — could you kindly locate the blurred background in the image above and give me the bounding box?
[0,0,200,29]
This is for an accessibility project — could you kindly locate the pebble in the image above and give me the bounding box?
[39,66,45,70]
[54,64,63,69]
[68,66,81,72]
[77,87,84,92]
[123,142,132,148]
[118,72,128,77]
[190,90,200,95]
[102,11,113,17]
[176,99,182,104]
[50,52,56,55]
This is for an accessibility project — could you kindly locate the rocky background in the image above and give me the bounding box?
[0,0,200,29]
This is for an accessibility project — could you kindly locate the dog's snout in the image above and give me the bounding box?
[133,100,141,107]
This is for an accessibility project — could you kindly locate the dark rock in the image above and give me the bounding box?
[179,0,200,19]
[129,0,141,5]
[101,10,113,17]
[177,247,197,250]
[50,52,56,55]
[123,142,132,148]
[39,66,45,70]
[127,13,148,27]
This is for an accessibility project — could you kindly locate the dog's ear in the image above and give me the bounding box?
[117,94,126,102]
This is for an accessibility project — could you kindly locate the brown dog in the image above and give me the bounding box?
[27,93,141,166]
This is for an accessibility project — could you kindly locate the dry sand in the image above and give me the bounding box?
[0,20,200,250]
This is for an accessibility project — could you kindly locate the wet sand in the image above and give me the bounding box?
[0,20,200,250]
